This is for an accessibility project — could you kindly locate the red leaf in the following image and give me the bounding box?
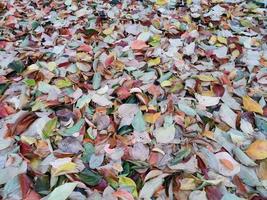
[116,87,131,100]
[24,190,41,200]
[212,84,225,97]
[263,106,267,117]
[104,55,115,67]
[19,174,31,199]
[19,141,34,157]
[0,104,9,118]
[233,175,247,195]
[205,186,223,200]
[77,44,93,54]
[196,155,209,178]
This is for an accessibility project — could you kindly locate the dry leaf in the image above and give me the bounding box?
[246,140,267,160]
[243,96,263,115]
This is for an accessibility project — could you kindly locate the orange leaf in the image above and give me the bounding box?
[130,40,148,50]
[144,112,161,123]
[219,159,234,170]
[113,189,135,200]
[246,140,267,160]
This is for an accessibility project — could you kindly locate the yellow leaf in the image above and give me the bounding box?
[209,35,217,45]
[243,95,263,114]
[195,75,217,82]
[202,130,214,140]
[179,178,196,190]
[246,140,267,160]
[21,135,36,145]
[30,158,41,171]
[156,0,167,5]
[147,57,160,67]
[76,52,92,62]
[232,50,240,58]
[47,62,57,71]
[52,162,77,176]
[217,36,227,44]
[201,90,215,97]
[119,176,138,197]
[144,112,161,123]
[186,0,192,5]
[259,159,267,180]
[160,80,172,87]
[103,26,114,35]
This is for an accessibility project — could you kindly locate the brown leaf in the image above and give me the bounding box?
[19,174,31,199]
[5,112,37,138]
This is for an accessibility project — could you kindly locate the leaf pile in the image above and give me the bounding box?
[0,0,267,199]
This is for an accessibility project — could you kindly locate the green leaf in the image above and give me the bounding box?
[78,169,102,186]
[119,176,138,197]
[132,110,146,132]
[34,175,50,195]
[158,72,172,83]
[32,100,46,111]
[62,119,85,136]
[169,148,191,165]
[92,72,102,90]
[76,94,92,109]
[31,21,40,30]
[84,29,98,36]
[118,125,133,135]
[82,143,95,163]
[8,60,25,73]
[24,79,36,87]
[55,78,73,88]
[48,182,77,200]
[42,117,57,138]
[255,115,267,134]
[0,83,9,95]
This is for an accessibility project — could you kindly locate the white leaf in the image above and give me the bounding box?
[48,182,78,200]
[139,174,168,199]
[89,154,104,169]
[154,124,175,144]
[92,94,112,106]
[195,94,220,107]
[118,104,139,127]
[240,119,254,135]
[189,190,208,200]
[168,155,198,173]
[219,104,237,129]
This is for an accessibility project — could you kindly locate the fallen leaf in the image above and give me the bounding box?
[243,96,263,114]
[246,140,267,160]
[130,40,148,50]
[154,124,175,144]
[48,182,77,200]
